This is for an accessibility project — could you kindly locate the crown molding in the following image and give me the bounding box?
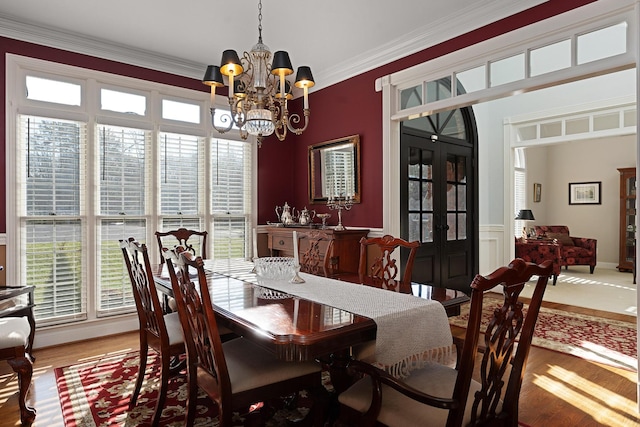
[0,0,545,91]
[0,14,205,79]
[319,0,548,89]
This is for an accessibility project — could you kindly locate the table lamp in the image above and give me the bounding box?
[515,209,535,238]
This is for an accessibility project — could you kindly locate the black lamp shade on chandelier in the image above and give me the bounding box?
[202,0,314,146]
[515,209,535,220]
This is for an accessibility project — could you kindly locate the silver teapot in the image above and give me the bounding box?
[275,202,296,225]
[298,207,316,225]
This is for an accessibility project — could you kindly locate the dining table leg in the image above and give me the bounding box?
[325,350,356,395]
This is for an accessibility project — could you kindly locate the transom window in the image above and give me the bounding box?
[397,19,633,118]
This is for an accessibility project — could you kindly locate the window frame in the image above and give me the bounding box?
[6,54,256,328]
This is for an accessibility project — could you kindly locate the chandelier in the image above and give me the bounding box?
[202,0,315,146]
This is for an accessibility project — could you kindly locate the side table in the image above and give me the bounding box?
[0,285,36,360]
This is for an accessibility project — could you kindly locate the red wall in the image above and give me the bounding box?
[0,0,595,232]
[255,0,596,227]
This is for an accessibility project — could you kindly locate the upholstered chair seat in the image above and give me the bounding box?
[0,316,36,426]
[0,317,31,347]
[222,337,322,394]
[339,362,486,426]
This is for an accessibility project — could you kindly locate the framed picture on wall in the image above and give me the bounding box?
[568,181,601,205]
[533,183,541,203]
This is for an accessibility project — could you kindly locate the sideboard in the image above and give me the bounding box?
[266,227,369,274]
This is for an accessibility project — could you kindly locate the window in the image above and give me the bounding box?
[26,76,81,106]
[8,56,254,327]
[211,139,252,259]
[97,124,150,316]
[514,148,526,237]
[19,116,87,323]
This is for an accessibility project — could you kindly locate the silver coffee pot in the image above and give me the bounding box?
[298,207,316,225]
[275,202,296,225]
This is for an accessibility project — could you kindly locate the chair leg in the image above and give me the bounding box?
[7,356,36,426]
[151,352,171,427]
[130,342,148,410]
[185,362,198,427]
[590,265,595,274]
[552,275,557,286]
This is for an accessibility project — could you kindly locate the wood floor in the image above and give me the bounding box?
[0,302,638,427]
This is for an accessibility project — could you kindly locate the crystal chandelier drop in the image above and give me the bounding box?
[202,0,315,146]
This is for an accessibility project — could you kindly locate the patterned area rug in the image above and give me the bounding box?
[55,351,329,427]
[449,293,637,371]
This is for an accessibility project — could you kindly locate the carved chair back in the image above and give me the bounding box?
[460,258,551,426]
[164,248,233,424]
[155,228,208,264]
[298,230,333,277]
[358,235,420,293]
[120,238,167,340]
[120,237,186,425]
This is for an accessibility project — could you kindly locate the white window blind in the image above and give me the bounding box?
[158,132,205,256]
[97,124,150,315]
[211,138,252,260]
[99,218,145,316]
[99,125,147,215]
[514,147,526,237]
[19,115,87,325]
[160,132,202,216]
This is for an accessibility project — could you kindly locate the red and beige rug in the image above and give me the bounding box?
[55,351,322,427]
[449,293,637,371]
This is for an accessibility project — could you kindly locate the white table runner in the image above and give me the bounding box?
[219,266,454,378]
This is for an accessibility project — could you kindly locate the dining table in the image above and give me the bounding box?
[152,259,456,379]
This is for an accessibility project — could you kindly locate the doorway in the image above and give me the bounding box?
[400,106,478,292]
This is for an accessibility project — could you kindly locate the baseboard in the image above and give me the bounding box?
[596,262,619,270]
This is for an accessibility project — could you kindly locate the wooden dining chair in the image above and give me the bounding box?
[120,238,185,427]
[155,228,207,264]
[0,317,36,426]
[358,234,420,294]
[164,248,323,427]
[337,258,553,427]
[297,230,333,277]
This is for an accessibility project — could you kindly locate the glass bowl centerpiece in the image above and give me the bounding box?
[254,257,297,280]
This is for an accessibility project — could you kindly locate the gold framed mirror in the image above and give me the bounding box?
[308,134,361,204]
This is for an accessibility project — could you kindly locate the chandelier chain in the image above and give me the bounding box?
[257,0,263,43]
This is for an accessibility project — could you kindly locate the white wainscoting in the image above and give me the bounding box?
[34,314,138,349]
[479,224,507,275]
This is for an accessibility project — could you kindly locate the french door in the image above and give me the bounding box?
[400,109,478,292]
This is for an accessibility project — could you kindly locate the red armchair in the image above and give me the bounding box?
[515,237,561,285]
[533,225,597,274]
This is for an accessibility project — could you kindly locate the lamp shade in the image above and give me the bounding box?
[294,66,315,88]
[515,209,535,220]
[220,50,243,76]
[271,51,294,75]
[202,65,224,87]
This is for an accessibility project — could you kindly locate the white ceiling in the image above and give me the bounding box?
[0,0,547,90]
